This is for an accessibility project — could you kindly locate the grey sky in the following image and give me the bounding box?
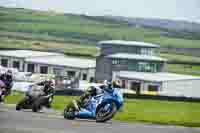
[0,0,200,23]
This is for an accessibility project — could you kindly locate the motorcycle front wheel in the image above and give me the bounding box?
[96,102,117,123]
[32,98,43,112]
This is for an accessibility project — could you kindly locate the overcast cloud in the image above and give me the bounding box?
[0,0,200,23]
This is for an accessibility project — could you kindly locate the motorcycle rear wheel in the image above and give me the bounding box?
[64,103,76,120]
[16,97,29,111]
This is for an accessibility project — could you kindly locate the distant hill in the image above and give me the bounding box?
[81,15,200,40]
[102,16,200,33]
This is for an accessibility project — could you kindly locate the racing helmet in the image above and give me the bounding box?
[49,79,54,86]
[5,70,13,79]
[113,80,121,88]
[87,86,97,96]
[103,80,113,92]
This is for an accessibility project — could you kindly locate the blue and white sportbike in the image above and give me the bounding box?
[63,87,123,122]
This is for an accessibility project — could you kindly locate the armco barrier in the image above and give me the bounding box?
[55,89,84,96]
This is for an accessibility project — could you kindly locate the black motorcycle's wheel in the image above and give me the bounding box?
[46,97,53,108]
[0,96,4,103]
[64,103,76,120]
[32,98,43,112]
[16,97,29,111]
[0,94,4,102]
[0,89,6,102]
[96,102,117,123]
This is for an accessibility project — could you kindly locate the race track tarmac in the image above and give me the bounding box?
[0,104,199,133]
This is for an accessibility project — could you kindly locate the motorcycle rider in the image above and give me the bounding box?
[44,80,55,107]
[26,79,55,108]
[76,85,101,109]
[28,79,55,97]
[16,79,55,111]
[36,79,55,96]
[112,80,121,88]
[74,80,114,110]
[0,70,13,96]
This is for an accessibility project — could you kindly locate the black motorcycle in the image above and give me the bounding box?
[16,85,54,112]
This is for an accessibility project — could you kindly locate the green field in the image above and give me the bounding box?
[160,53,200,64]
[5,92,200,127]
[0,36,99,57]
[166,64,200,76]
[159,53,200,76]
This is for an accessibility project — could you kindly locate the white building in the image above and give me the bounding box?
[114,71,200,98]
[0,50,62,71]
[25,56,96,82]
[96,40,200,98]
[0,50,96,82]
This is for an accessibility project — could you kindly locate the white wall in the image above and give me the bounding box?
[161,80,200,98]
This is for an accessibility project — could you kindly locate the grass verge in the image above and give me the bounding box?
[159,53,200,64]
[166,64,200,76]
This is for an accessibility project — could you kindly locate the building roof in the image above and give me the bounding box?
[117,71,200,82]
[25,56,96,69]
[107,53,167,62]
[98,40,159,48]
[0,50,63,58]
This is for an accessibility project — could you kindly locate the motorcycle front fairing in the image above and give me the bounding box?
[99,88,124,110]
